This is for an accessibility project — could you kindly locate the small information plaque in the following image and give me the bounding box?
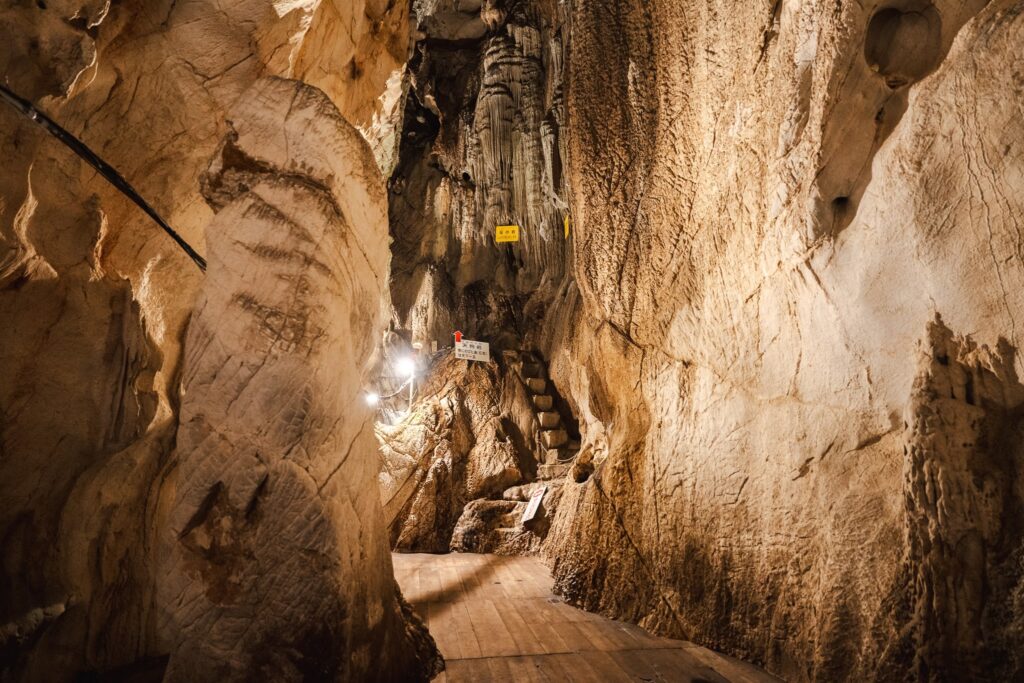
[496,225,520,243]
[455,339,490,363]
[522,486,547,524]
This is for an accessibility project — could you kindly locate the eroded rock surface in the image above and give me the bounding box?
[538,1,1024,681]
[1,2,415,678]
[379,352,525,551]
[380,0,1024,681]
[160,77,439,681]
[388,0,570,348]
[157,77,438,679]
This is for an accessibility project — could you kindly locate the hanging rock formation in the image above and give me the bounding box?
[388,0,570,348]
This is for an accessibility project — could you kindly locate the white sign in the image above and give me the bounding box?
[521,486,547,524]
[455,339,490,363]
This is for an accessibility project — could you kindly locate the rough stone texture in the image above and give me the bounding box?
[0,1,415,679]
[378,352,525,552]
[159,76,439,682]
[450,482,562,555]
[376,0,1024,680]
[536,1,1024,681]
[378,347,572,555]
[5,0,1024,680]
[388,0,570,349]
[899,319,1024,680]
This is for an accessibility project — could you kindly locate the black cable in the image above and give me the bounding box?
[0,83,207,272]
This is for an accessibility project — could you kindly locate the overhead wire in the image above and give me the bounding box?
[0,82,207,272]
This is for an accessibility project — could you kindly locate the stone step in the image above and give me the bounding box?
[531,394,553,411]
[537,463,571,480]
[541,428,567,449]
[537,411,561,429]
[525,377,547,394]
[502,483,540,502]
[520,362,544,379]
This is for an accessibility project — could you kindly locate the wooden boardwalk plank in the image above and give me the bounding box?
[394,553,780,683]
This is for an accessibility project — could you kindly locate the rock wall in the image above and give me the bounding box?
[388,0,571,348]
[159,76,438,682]
[0,1,418,679]
[537,0,1024,681]
[379,353,526,552]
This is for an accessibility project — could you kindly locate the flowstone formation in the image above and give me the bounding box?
[388,0,570,347]
[159,76,440,682]
[0,1,424,680]
[899,319,1024,680]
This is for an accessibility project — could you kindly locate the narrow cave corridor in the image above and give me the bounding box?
[2,1,1024,682]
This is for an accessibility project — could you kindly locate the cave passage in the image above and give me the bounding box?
[2,1,1024,682]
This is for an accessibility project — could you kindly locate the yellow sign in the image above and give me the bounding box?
[564,215,570,238]
[496,225,520,243]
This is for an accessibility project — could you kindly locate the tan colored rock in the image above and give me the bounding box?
[450,483,563,555]
[1,1,412,677]
[538,411,560,428]
[378,353,525,551]
[541,1,1024,680]
[159,77,438,682]
[388,0,569,349]
[532,394,554,411]
[900,318,1024,680]
[540,428,567,449]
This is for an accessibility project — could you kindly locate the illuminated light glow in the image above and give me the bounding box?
[365,392,380,407]
[395,356,416,378]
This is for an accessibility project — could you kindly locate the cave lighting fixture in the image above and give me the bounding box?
[395,356,417,378]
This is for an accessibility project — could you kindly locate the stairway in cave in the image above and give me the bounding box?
[511,349,581,479]
[451,350,581,554]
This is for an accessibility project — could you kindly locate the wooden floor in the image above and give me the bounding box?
[393,552,780,683]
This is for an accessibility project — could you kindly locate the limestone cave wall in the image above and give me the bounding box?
[0,1,440,680]
[388,0,571,348]
[385,0,1024,681]
[2,0,1024,681]
[539,1,1024,681]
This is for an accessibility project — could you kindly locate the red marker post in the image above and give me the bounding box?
[454,331,463,345]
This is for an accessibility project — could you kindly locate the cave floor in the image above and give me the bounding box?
[393,552,779,682]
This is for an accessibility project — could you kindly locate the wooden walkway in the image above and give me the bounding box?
[393,553,780,683]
